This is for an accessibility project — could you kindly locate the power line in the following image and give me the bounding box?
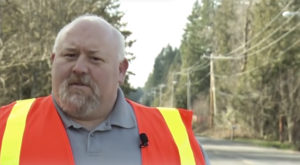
[228,12,299,59]
[215,0,295,57]
[204,20,300,60]
[192,72,210,85]
[190,62,210,72]
[178,60,210,75]
[216,90,260,100]
[214,38,300,78]
[173,65,210,85]
[183,61,202,71]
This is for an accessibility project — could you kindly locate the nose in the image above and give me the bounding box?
[72,56,88,75]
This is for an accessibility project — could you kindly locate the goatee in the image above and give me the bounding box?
[58,74,100,120]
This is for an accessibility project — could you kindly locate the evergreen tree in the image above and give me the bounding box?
[175,0,213,108]
[142,45,179,106]
[0,0,134,105]
[249,0,300,143]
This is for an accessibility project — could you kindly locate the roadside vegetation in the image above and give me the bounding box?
[234,138,297,150]
[141,0,300,151]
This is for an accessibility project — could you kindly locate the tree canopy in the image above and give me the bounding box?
[142,0,300,148]
[0,0,134,105]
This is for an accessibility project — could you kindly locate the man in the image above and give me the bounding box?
[0,15,209,165]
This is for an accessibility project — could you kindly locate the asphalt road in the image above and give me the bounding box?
[198,137,300,165]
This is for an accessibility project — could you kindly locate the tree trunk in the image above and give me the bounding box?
[286,115,294,143]
[279,115,284,143]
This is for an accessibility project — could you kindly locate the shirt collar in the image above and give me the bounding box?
[52,88,136,131]
[108,88,136,129]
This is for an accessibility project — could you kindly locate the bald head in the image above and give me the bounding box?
[52,15,125,61]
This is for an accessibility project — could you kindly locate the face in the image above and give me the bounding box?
[51,20,128,121]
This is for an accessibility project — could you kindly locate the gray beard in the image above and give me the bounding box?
[58,74,100,120]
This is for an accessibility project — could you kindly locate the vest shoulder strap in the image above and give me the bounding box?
[0,96,75,165]
[0,99,35,165]
[127,100,206,165]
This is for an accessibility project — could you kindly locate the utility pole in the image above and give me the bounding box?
[171,77,177,107]
[171,73,175,107]
[210,53,217,128]
[172,70,192,110]
[187,69,192,110]
[152,88,157,97]
[151,87,157,106]
[159,84,165,106]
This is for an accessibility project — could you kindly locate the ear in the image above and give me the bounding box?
[118,59,129,84]
[50,53,55,64]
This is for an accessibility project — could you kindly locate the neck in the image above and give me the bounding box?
[72,117,106,131]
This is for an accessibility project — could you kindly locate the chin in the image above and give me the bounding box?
[60,92,100,117]
[58,79,101,115]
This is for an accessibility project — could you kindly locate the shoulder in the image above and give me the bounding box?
[0,95,52,113]
[126,99,193,122]
[126,99,159,113]
[0,101,17,115]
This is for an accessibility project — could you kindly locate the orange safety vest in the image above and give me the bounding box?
[0,96,205,165]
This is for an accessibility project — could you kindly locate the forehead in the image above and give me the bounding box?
[66,20,113,42]
[71,19,111,34]
[58,20,119,53]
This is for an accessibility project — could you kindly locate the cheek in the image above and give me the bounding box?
[92,67,119,87]
[52,63,71,87]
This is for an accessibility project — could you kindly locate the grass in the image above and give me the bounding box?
[196,127,299,151]
[233,138,297,150]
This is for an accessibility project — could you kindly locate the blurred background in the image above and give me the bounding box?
[0,0,299,158]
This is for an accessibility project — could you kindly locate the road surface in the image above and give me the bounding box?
[198,137,300,165]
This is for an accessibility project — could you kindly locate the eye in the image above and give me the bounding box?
[90,56,104,63]
[92,57,100,61]
[64,53,77,59]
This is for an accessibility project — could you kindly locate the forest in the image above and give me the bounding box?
[142,0,300,148]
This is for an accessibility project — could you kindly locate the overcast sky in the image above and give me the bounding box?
[119,0,197,88]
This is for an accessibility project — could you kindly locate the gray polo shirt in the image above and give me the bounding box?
[53,89,210,165]
[53,89,141,165]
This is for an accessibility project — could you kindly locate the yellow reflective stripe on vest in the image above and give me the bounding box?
[157,107,196,165]
[0,98,35,165]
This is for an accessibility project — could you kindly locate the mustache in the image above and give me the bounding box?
[67,74,92,87]
[62,73,100,98]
